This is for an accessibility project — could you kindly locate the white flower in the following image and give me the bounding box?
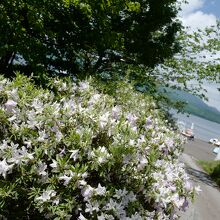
[0,159,14,178]
[137,135,146,145]
[77,180,87,188]
[37,162,47,176]
[85,201,100,214]
[0,140,9,151]
[79,81,89,90]
[8,146,34,164]
[59,175,72,185]
[88,94,101,105]
[138,156,148,170]
[81,185,94,200]
[53,198,60,205]
[49,159,58,170]
[59,171,74,185]
[97,156,106,163]
[55,130,63,142]
[114,188,128,199]
[95,184,106,196]
[63,99,75,112]
[78,213,87,220]
[31,98,44,113]
[99,112,110,129]
[37,130,48,142]
[8,115,17,122]
[97,214,105,220]
[35,190,56,203]
[69,149,79,161]
[129,139,135,146]
[104,199,118,211]
[24,140,32,148]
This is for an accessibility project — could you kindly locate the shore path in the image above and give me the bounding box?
[180,139,220,220]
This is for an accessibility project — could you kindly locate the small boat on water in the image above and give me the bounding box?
[177,121,195,140]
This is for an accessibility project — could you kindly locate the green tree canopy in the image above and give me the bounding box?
[0,0,181,78]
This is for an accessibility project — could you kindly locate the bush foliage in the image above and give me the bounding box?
[0,74,195,219]
[198,160,220,187]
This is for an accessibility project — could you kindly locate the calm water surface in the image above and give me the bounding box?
[171,112,220,142]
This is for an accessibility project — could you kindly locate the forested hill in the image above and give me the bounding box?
[166,89,220,124]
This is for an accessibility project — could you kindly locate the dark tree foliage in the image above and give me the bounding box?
[0,0,181,78]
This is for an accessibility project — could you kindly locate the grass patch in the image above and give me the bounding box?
[198,160,220,187]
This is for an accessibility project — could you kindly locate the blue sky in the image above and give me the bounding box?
[203,0,220,18]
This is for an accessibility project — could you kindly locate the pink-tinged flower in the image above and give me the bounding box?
[126,113,138,126]
[0,159,14,178]
[4,99,17,112]
[182,199,189,211]
[145,116,152,126]
[112,106,121,120]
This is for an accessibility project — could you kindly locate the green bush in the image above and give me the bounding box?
[198,160,220,187]
[0,74,195,219]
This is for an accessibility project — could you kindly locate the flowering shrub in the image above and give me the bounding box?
[0,74,195,219]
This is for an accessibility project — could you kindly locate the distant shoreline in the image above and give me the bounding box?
[185,111,220,125]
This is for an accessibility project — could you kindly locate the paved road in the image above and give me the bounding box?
[179,140,220,220]
[183,139,216,161]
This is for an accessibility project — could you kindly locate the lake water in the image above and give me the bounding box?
[171,111,220,142]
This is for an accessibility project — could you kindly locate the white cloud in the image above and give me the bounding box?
[181,11,217,29]
[180,0,204,16]
[179,0,217,30]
